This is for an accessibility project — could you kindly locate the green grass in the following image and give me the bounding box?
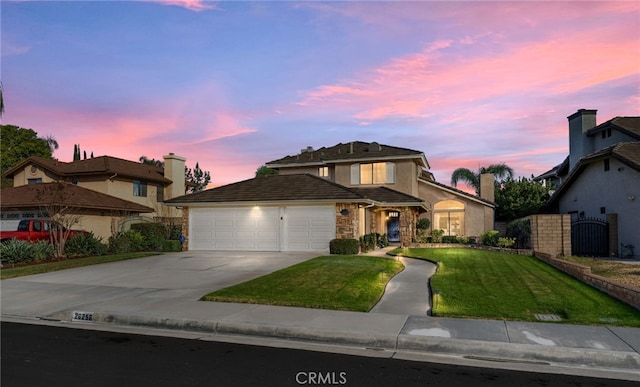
[392,248,640,327]
[201,255,404,312]
[0,252,159,280]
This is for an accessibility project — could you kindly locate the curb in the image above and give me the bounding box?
[44,310,640,371]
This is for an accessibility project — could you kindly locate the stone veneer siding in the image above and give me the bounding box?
[181,207,189,251]
[336,203,359,240]
[399,207,418,246]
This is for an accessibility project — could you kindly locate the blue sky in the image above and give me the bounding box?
[2,1,639,189]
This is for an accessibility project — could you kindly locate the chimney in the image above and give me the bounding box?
[163,153,186,200]
[568,109,597,171]
[479,173,495,202]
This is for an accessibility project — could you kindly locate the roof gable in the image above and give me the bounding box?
[586,116,640,140]
[0,182,154,213]
[265,141,429,168]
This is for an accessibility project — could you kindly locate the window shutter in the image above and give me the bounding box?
[386,162,395,183]
[351,164,360,185]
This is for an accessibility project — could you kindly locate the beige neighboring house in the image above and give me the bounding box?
[165,142,495,253]
[2,153,187,240]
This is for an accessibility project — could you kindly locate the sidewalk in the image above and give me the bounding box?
[2,249,639,376]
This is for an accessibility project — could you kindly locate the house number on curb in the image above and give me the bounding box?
[72,311,94,322]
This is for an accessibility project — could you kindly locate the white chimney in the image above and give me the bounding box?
[163,153,186,200]
[568,109,597,172]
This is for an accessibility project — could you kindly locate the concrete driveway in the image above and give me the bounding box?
[1,251,320,319]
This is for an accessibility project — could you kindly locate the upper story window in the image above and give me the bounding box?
[133,180,148,197]
[156,184,164,202]
[604,159,610,172]
[28,178,43,184]
[318,166,329,178]
[351,162,395,185]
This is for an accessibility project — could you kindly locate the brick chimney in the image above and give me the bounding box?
[568,109,597,172]
[163,153,186,200]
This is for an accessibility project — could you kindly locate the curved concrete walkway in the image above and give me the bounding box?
[365,247,437,316]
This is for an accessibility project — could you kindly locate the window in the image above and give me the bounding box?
[351,162,395,185]
[156,184,164,202]
[604,159,610,172]
[433,200,465,236]
[133,180,148,197]
[318,166,329,178]
[28,178,42,184]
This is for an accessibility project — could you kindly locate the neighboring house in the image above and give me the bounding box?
[2,153,187,239]
[165,142,495,252]
[544,109,640,257]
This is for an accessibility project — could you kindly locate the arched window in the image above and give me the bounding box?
[433,200,465,236]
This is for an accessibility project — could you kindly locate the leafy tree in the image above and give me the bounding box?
[1,125,55,188]
[494,177,551,221]
[185,162,211,193]
[0,81,4,117]
[139,155,164,167]
[450,163,514,194]
[255,165,279,177]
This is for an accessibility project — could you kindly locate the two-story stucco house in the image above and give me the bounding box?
[165,142,495,252]
[544,109,640,258]
[1,153,187,239]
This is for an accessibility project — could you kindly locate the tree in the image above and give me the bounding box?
[185,162,211,193]
[255,165,278,177]
[0,81,4,117]
[1,125,55,188]
[494,176,551,221]
[450,163,514,194]
[34,182,83,258]
[139,156,164,167]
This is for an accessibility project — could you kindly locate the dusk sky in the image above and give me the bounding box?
[2,1,639,190]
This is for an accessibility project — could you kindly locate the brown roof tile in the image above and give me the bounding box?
[4,156,172,184]
[586,116,640,139]
[265,141,429,168]
[1,183,154,213]
[165,174,427,209]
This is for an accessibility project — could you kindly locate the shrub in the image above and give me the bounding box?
[108,230,146,254]
[481,230,501,246]
[0,239,35,265]
[162,240,182,252]
[359,233,378,252]
[65,232,108,256]
[131,223,166,251]
[330,239,359,255]
[429,229,444,243]
[376,233,388,248]
[498,237,516,248]
[31,241,55,261]
[456,236,470,244]
[416,218,431,230]
[506,219,531,249]
[442,235,458,244]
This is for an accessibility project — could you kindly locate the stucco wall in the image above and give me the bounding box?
[418,182,493,237]
[334,159,418,195]
[558,159,639,257]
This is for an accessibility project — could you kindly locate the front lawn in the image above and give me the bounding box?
[201,255,404,312]
[392,248,640,327]
[0,252,159,280]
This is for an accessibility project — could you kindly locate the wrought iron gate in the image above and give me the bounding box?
[571,217,609,257]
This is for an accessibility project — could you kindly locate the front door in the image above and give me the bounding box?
[386,211,400,243]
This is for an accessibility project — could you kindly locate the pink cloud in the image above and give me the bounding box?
[143,0,218,12]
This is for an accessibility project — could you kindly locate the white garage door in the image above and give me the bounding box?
[190,207,280,251]
[189,206,335,252]
[284,206,335,252]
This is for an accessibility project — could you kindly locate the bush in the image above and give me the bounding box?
[1,239,35,265]
[131,223,166,251]
[442,236,458,244]
[456,236,470,244]
[498,237,516,248]
[330,239,359,255]
[359,233,377,252]
[65,232,108,256]
[108,230,146,254]
[376,233,388,248]
[430,229,444,243]
[162,240,182,252]
[506,219,531,249]
[481,230,501,246]
[416,218,431,230]
[32,241,55,261]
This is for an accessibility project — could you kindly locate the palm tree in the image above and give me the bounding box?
[451,163,514,193]
[0,81,5,117]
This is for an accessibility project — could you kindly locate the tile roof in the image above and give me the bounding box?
[4,156,173,184]
[419,178,495,207]
[586,116,640,139]
[1,183,154,213]
[265,141,429,168]
[165,174,427,209]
